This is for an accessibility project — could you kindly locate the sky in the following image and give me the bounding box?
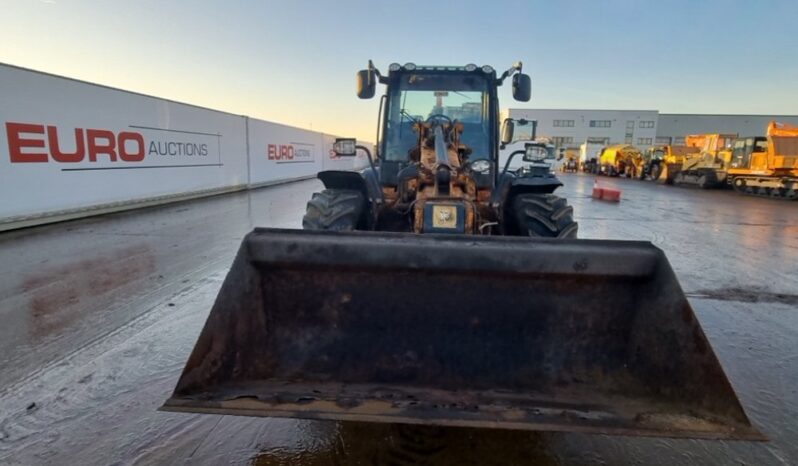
[2,0,797,141]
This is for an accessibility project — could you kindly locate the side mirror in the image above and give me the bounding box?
[501,119,514,147]
[333,138,357,156]
[356,70,376,99]
[512,73,531,102]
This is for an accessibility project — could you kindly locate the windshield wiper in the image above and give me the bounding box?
[400,109,419,124]
[399,108,419,141]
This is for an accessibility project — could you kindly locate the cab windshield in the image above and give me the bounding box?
[383,73,490,161]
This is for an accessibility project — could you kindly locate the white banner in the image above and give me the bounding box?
[247,119,324,186]
[0,65,249,222]
[0,64,355,228]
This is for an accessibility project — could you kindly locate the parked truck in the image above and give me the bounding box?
[579,139,605,173]
[598,144,643,177]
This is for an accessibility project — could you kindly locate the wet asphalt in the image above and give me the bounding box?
[0,174,796,465]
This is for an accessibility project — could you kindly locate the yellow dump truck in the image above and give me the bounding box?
[673,133,737,188]
[598,145,643,177]
[728,121,798,199]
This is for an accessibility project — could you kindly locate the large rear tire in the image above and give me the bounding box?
[512,194,578,239]
[302,189,365,231]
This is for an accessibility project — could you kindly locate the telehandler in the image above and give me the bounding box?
[162,61,761,440]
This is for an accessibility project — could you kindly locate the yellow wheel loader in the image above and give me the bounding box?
[162,62,762,440]
[560,148,579,173]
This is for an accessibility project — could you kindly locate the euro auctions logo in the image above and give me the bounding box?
[267,144,294,161]
[267,143,315,164]
[4,121,220,169]
[6,122,146,163]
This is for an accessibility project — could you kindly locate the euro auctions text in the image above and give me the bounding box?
[4,122,216,165]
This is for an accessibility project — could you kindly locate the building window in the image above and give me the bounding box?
[639,121,655,128]
[587,137,610,145]
[674,137,686,145]
[589,120,611,128]
[551,136,574,146]
[625,134,633,144]
[626,121,635,129]
[655,136,672,145]
[637,137,653,145]
[553,119,574,127]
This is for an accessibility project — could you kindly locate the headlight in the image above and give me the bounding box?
[524,146,547,162]
[470,159,491,174]
[332,138,357,156]
[403,62,417,71]
[464,63,477,72]
[481,65,494,74]
[388,63,401,72]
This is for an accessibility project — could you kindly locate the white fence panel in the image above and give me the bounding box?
[247,119,326,186]
[0,64,249,226]
[0,64,363,230]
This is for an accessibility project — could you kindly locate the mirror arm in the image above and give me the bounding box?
[502,150,526,177]
[497,61,523,85]
[368,59,389,85]
[356,144,379,178]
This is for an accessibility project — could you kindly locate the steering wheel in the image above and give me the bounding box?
[426,114,452,126]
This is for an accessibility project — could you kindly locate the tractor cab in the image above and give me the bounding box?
[357,62,530,188]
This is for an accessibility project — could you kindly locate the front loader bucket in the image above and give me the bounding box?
[162,228,762,440]
[658,163,682,184]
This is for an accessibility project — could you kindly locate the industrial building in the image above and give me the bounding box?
[503,108,798,149]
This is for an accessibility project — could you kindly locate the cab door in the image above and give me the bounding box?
[731,139,749,168]
[749,137,769,171]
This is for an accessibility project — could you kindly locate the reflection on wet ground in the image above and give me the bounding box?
[252,423,558,466]
[22,243,155,340]
[0,176,797,465]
